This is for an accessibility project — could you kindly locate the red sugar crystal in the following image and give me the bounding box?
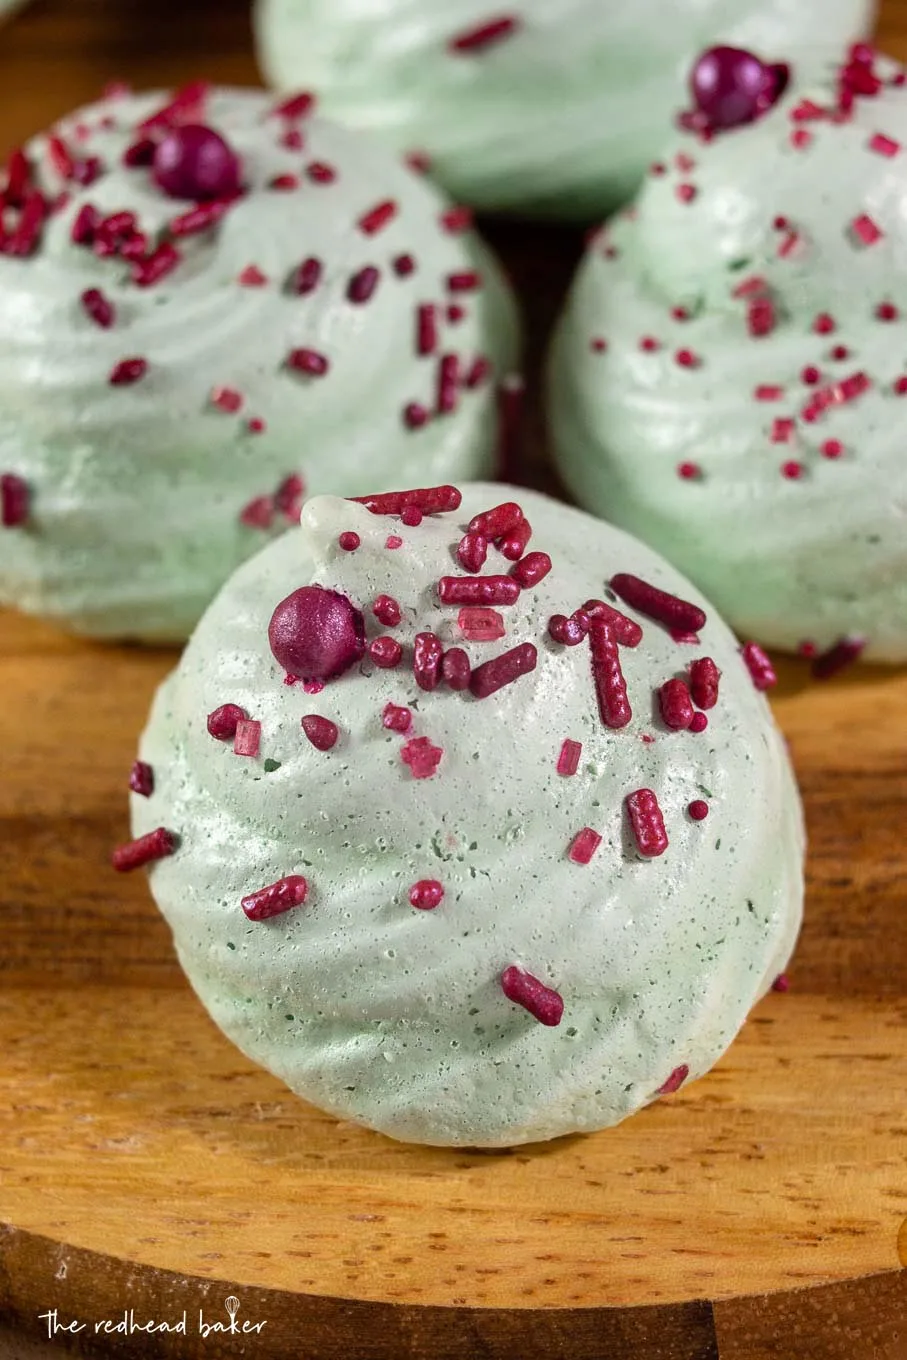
[169,199,232,237]
[441,647,471,690]
[338,531,360,552]
[467,501,522,538]
[440,205,473,233]
[869,132,900,156]
[747,295,775,337]
[242,875,308,922]
[469,642,537,699]
[458,606,505,641]
[770,418,795,443]
[409,879,444,910]
[755,384,784,401]
[207,703,248,739]
[129,760,154,797]
[272,91,315,120]
[689,712,708,733]
[351,485,461,516]
[393,253,415,276]
[111,827,177,873]
[772,973,791,993]
[548,613,587,646]
[449,14,520,53]
[589,621,632,729]
[210,386,243,414]
[501,966,563,1028]
[80,288,115,329]
[275,473,304,522]
[0,473,29,527]
[288,348,329,377]
[659,679,694,731]
[233,718,261,757]
[416,303,437,356]
[372,595,401,627]
[447,270,481,293]
[386,535,403,549]
[238,264,268,287]
[457,531,488,573]
[626,788,669,858]
[347,265,380,303]
[109,357,148,386]
[403,402,430,430]
[358,199,397,235]
[369,636,403,668]
[498,518,532,561]
[851,213,883,246]
[401,736,443,779]
[301,714,339,750]
[269,586,366,681]
[290,256,323,295]
[657,1064,689,1096]
[688,800,709,822]
[510,551,551,590]
[583,600,643,648]
[383,702,412,733]
[413,632,444,690]
[811,636,866,679]
[742,641,777,690]
[438,575,520,606]
[689,657,720,709]
[557,739,582,777]
[610,573,705,633]
[307,161,337,184]
[568,827,602,865]
[302,679,324,694]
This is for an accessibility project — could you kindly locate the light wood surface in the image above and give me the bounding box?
[1,3,907,1358]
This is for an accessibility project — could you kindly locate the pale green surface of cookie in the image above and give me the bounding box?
[254,0,873,218]
[133,484,803,1147]
[549,53,907,662]
[0,88,517,641]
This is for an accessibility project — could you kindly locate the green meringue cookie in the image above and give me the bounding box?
[550,51,907,663]
[0,88,517,641]
[254,0,873,218]
[132,484,803,1147]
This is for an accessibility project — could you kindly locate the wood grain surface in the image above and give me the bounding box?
[1,3,906,1358]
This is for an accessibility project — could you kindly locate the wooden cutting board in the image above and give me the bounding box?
[1,3,906,1357]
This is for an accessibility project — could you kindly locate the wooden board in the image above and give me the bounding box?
[1,2,906,1356]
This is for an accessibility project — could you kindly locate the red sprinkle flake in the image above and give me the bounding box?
[288,348,329,377]
[557,739,582,777]
[470,642,537,699]
[272,91,316,120]
[747,295,776,337]
[810,636,866,679]
[468,501,522,538]
[369,636,403,669]
[583,600,642,648]
[742,642,777,691]
[401,736,443,779]
[610,573,705,633]
[449,14,520,53]
[440,205,473,233]
[626,789,669,858]
[373,594,401,627]
[875,301,898,321]
[688,800,709,822]
[770,418,796,444]
[403,402,430,429]
[2,471,31,526]
[207,703,247,739]
[821,439,844,459]
[238,264,268,287]
[347,266,380,304]
[657,1064,689,1096]
[869,132,900,156]
[210,386,243,414]
[169,199,232,238]
[813,312,836,334]
[447,270,481,293]
[290,256,323,296]
[239,495,275,529]
[129,761,154,797]
[109,357,148,386]
[352,485,461,516]
[234,719,262,757]
[772,973,791,993]
[675,183,697,204]
[383,702,412,733]
[111,827,177,873]
[409,879,444,910]
[589,621,632,729]
[338,531,360,552]
[413,631,444,691]
[755,384,784,401]
[417,303,438,356]
[568,827,602,865]
[81,287,115,329]
[500,966,563,1027]
[689,712,708,733]
[386,535,403,549]
[302,714,339,750]
[439,575,520,606]
[307,161,337,184]
[677,461,700,480]
[851,213,883,246]
[358,199,398,235]
[457,531,488,573]
[659,679,694,731]
[437,354,460,414]
[458,606,505,641]
[242,875,309,921]
[511,551,551,590]
[689,657,720,710]
[498,518,532,561]
[781,460,804,480]
[393,252,416,277]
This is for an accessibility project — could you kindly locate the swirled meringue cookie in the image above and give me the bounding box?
[0,86,517,641]
[126,482,803,1146]
[550,46,907,665]
[253,0,873,218]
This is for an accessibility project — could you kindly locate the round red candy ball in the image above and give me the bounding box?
[268,586,365,681]
[152,124,241,201]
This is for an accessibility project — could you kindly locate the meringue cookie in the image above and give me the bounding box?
[254,0,873,218]
[0,86,517,641]
[550,48,907,663]
[129,483,803,1147]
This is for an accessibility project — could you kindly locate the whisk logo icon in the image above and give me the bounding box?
[225,1297,240,1330]
[197,1294,267,1338]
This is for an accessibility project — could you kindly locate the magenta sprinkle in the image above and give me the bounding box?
[369,636,403,669]
[469,643,537,699]
[79,287,115,329]
[441,648,471,690]
[468,501,523,539]
[659,679,695,731]
[403,402,430,430]
[288,348,329,377]
[386,535,403,549]
[123,137,155,167]
[447,270,481,293]
[168,198,232,237]
[657,1064,689,1096]
[132,241,182,288]
[557,739,582,777]
[275,473,304,524]
[239,495,275,529]
[548,613,586,646]
[383,703,413,733]
[347,266,380,304]
[111,827,177,873]
[307,160,336,184]
[772,973,791,993]
[290,256,323,295]
[301,714,339,750]
[747,294,775,337]
[358,199,397,234]
[689,657,721,710]
[568,827,602,865]
[458,606,505,642]
[440,205,473,233]
[498,518,532,561]
[610,573,706,633]
[128,760,154,797]
[437,353,460,414]
[108,357,148,386]
[457,531,488,573]
[351,485,461,516]
[688,800,709,821]
[207,703,248,740]
[413,632,444,690]
[449,14,520,53]
[338,531,360,552]
[138,81,209,133]
[500,966,563,1027]
[583,600,643,648]
[272,91,316,120]
[409,879,444,910]
[372,595,401,627]
[811,637,866,680]
[742,641,777,691]
[1,473,29,528]
[510,551,551,590]
[233,718,261,757]
[210,387,242,414]
[417,303,437,356]
[269,586,366,681]
[438,575,520,606]
[152,124,241,201]
[241,875,308,921]
[464,355,492,387]
[851,213,883,246]
[626,789,669,858]
[71,202,99,245]
[401,736,443,779]
[393,253,416,278]
[589,621,632,729]
[869,132,900,157]
[689,712,709,734]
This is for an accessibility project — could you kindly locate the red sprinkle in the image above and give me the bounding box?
[409,879,444,910]
[657,1064,689,1095]
[302,714,339,750]
[688,800,709,821]
[610,573,705,634]
[383,703,413,733]
[557,739,582,777]
[457,531,488,573]
[447,271,481,293]
[689,657,720,709]
[290,256,323,295]
[439,575,520,606]
[347,266,380,304]
[386,535,403,549]
[207,703,247,739]
[813,312,836,334]
[372,595,402,627]
[358,199,397,235]
[393,253,415,277]
[111,827,177,873]
[272,91,316,120]
[659,679,695,731]
[417,303,438,356]
[123,137,156,167]
[742,642,777,691]
[498,518,532,561]
[401,505,422,528]
[548,613,587,646]
[369,636,403,668]
[589,621,632,729]
[238,264,268,287]
[234,718,261,757]
[449,15,520,53]
[210,386,243,414]
[678,462,700,480]
[401,736,443,779]
[747,295,776,337]
[437,353,459,414]
[288,348,329,377]
[440,205,473,233]
[869,132,900,156]
[876,301,898,321]
[568,827,602,865]
[338,531,360,552]
[109,358,148,386]
[626,789,669,858]
[403,402,430,430]
[129,760,154,796]
[676,183,697,204]
[239,495,275,529]
[138,81,209,133]
[413,632,444,690]
[80,288,115,329]
[811,636,866,679]
[132,242,183,289]
[458,606,505,641]
[772,973,791,993]
[71,203,99,245]
[781,460,804,480]
[510,551,551,590]
[689,712,708,733]
[307,161,337,184]
[771,418,796,444]
[169,199,232,238]
[464,355,492,388]
[500,966,563,1028]
[468,501,523,538]
[755,384,784,402]
[441,648,471,690]
[583,600,643,648]
[851,213,883,246]
[351,485,461,516]
[469,643,537,699]
[242,875,308,921]
[675,348,700,368]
